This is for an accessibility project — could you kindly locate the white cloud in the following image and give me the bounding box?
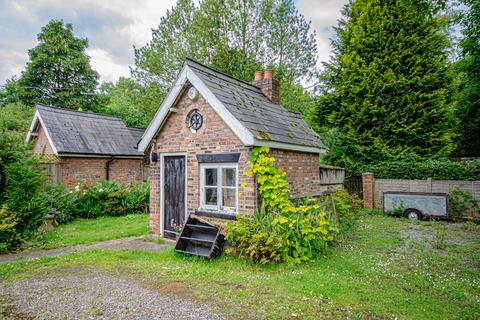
[296,0,348,64]
[86,48,130,83]
[0,0,176,83]
[0,0,346,84]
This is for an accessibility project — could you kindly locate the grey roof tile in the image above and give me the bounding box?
[36,105,144,157]
[185,59,324,149]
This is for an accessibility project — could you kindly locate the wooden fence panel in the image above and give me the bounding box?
[43,163,61,184]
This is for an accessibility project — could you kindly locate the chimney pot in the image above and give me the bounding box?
[251,70,280,105]
[264,69,273,79]
[254,71,264,81]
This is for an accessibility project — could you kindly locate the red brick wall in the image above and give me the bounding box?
[60,157,144,189]
[270,149,323,198]
[149,91,257,235]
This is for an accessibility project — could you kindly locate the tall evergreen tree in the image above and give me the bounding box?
[17,20,99,110]
[313,0,455,172]
[453,0,480,157]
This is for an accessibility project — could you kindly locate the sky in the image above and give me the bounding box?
[0,0,347,84]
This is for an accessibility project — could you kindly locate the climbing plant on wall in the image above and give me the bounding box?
[225,146,338,264]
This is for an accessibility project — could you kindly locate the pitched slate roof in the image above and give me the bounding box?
[29,105,144,157]
[127,127,145,145]
[185,59,324,150]
[138,58,324,153]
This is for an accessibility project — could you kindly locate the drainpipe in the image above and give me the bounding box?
[105,157,114,181]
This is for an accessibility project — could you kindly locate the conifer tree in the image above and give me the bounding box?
[453,0,480,156]
[314,0,455,172]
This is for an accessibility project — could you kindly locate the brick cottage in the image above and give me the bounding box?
[138,59,326,237]
[26,105,145,188]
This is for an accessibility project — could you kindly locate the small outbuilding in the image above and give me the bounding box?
[139,59,326,237]
[26,105,146,188]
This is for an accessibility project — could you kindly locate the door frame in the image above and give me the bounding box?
[160,152,188,237]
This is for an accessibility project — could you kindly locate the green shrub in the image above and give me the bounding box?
[226,201,336,264]
[448,187,479,219]
[0,133,46,251]
[0,102,34,131]
[328,189,362,233]
[42,180,150,222]
[125,182,149,214]
[41,184,81,224]
[363,158,480,181]
[226,212,285,264]
[0,132,27,196]
[225,147,338,264]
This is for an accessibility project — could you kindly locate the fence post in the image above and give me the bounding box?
[427,177,432,193]
[362,172,375,209]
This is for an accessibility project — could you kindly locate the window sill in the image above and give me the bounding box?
[195,209,237,220]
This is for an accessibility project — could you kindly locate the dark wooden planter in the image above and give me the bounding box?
[174,215,224,259]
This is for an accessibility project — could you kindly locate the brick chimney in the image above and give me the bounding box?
[252,69,280,104]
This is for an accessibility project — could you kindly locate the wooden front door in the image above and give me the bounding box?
[163,155,186,237]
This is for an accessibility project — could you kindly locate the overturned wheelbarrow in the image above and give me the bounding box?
[174,215,224,259]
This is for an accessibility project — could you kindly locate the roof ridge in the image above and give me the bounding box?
[37,104,123,120]
[184,58,263,92]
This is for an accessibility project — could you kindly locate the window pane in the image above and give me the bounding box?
[205,187,217,206]
[222,188,236,208]
[222,168,236,187]
[205,168,217,186]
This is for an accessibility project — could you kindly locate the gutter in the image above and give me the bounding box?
[58,152,144,159]
[105,157,114,181]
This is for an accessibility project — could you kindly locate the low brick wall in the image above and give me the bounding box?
[362,172,480,210]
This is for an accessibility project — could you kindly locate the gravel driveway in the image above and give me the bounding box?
[1,268,224,320]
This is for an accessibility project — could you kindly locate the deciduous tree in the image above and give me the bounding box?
[17,20,100,110]
[132,0,318,109]
[100,78,164,128]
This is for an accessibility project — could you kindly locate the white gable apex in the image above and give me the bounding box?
[25,109,59,154]
[138,64,255,153]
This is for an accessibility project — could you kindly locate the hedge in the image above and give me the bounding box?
[363,158,480,181]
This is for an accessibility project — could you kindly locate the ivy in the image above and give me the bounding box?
[363,158,480,181]
[449,187,479,219]
[226,146,338,264]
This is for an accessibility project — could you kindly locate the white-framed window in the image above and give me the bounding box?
[200,163,238,213]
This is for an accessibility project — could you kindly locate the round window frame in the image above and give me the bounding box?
[186,109,203,133]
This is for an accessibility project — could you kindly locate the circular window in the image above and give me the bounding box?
[186,109,203,132]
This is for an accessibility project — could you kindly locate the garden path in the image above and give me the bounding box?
[0,236,173,264]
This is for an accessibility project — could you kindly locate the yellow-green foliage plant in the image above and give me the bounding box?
[225,146,338,264]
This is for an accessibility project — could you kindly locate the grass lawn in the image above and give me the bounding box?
[2,215,479,319]
[37,214,149,249]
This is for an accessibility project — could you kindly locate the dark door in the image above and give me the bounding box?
[163,155,186,238]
